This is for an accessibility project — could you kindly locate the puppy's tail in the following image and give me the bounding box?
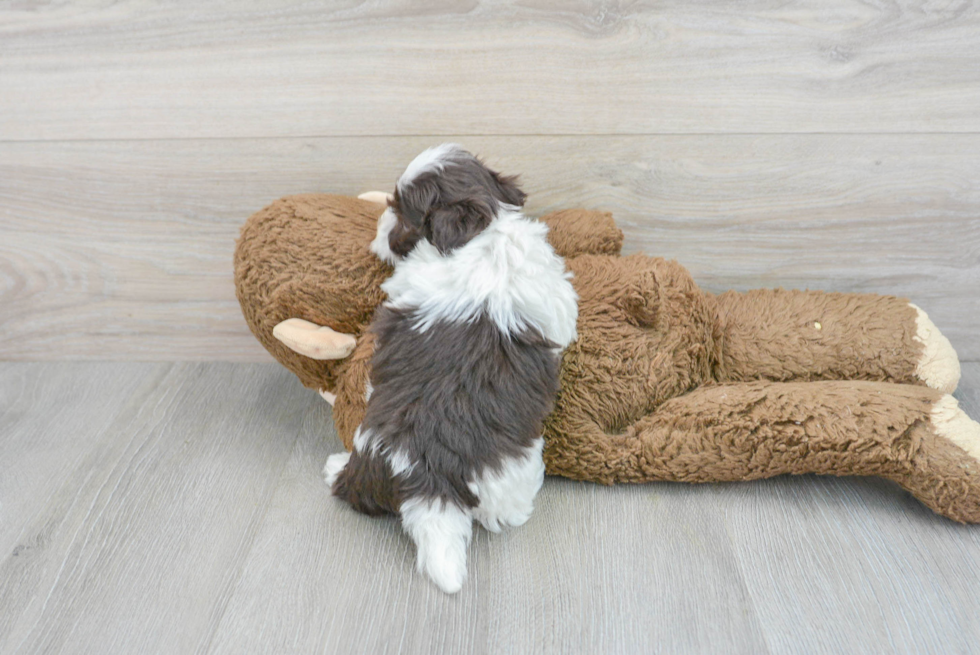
[400,497,473,594]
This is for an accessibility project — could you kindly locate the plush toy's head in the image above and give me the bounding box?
[234,193,391,392]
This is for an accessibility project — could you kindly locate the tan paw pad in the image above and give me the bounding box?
[911,304,961,394]
[932,395,980,463]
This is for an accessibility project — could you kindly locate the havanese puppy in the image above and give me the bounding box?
[323,144,578,593]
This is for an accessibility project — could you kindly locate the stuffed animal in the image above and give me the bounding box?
[234,193,980,524]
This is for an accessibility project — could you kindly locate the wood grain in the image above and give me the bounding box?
[722,364,980,654]
[208,416,769,654]
[2,136,978,361]
[1,1,980,139]
[2,362,978,654]
[0,362,313,655]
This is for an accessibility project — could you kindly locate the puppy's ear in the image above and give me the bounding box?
[491,172,527,208]
[426,200,495,254]
[387,186,431,257]
[387,216,423,257]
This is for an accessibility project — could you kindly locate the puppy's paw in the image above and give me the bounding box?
[323,452,351,488]
[474,500,534,533]
[470,439,545,533]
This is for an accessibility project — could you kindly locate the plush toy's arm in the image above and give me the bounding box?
[545,379,980,523]
[540,209,624,258]
[331,331,377,451]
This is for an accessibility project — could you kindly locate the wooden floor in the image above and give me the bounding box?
[3,2,980,653]
[0,361,977,655]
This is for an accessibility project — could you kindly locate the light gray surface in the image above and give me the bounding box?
[2,362,979,654]
[1,0,979,362]
[2,1,980,138]
[3,136,978,362]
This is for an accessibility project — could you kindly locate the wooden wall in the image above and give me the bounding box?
[2,1,978,361]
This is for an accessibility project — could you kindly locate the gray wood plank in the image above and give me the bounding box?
[0,362,169,591]
[1,363,979,654]
[719,364,980,654]
[0,362,314,655]
[2,1,979,139]
[2,135,977,361]
[206,380,769,655]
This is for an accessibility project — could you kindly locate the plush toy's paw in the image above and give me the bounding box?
[932,395,980,463]
[912,304,961,394]
[319,389,337,406]
[323,452,351,488]
[401,498,472,594]
[357,191,393,205]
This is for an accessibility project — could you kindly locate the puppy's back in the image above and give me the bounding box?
[347,306,560,513]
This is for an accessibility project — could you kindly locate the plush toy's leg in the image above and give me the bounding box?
[710,289,960,393]
[545,380,980,523]
[331,332,377,451]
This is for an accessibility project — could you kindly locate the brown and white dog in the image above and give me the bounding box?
[323,145,578,593]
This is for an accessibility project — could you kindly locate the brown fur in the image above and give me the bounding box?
[235,194,980,523]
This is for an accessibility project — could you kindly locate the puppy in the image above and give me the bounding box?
[323,144,578,593]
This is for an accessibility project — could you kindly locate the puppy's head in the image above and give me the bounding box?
[370,144,526,263]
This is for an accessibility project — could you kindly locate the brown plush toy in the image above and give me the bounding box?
[234,193,980,524]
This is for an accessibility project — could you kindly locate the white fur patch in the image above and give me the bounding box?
[911,303,961,394]
[398,143,463,190]
[932,395,980,462]
[369,208,400,265]
[365,381,374,402]
[469,438,546,533]
[352,426,377,455]
[387,449,415,477]
[381,209,579,348]
[400,497,473,594]
[323,451,351,487]
[352,425,414,475]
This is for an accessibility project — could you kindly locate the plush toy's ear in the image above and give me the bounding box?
[490,171,527,207]
[272,318,357,360]
[357,191,393,205]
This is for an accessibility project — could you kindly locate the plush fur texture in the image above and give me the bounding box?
[324,147,574,592]
[234,194,980,524]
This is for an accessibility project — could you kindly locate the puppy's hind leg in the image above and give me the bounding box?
[470,438,546,533]
[400,497,473,594]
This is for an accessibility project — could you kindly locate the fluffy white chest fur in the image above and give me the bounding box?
[376,207,579,348]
